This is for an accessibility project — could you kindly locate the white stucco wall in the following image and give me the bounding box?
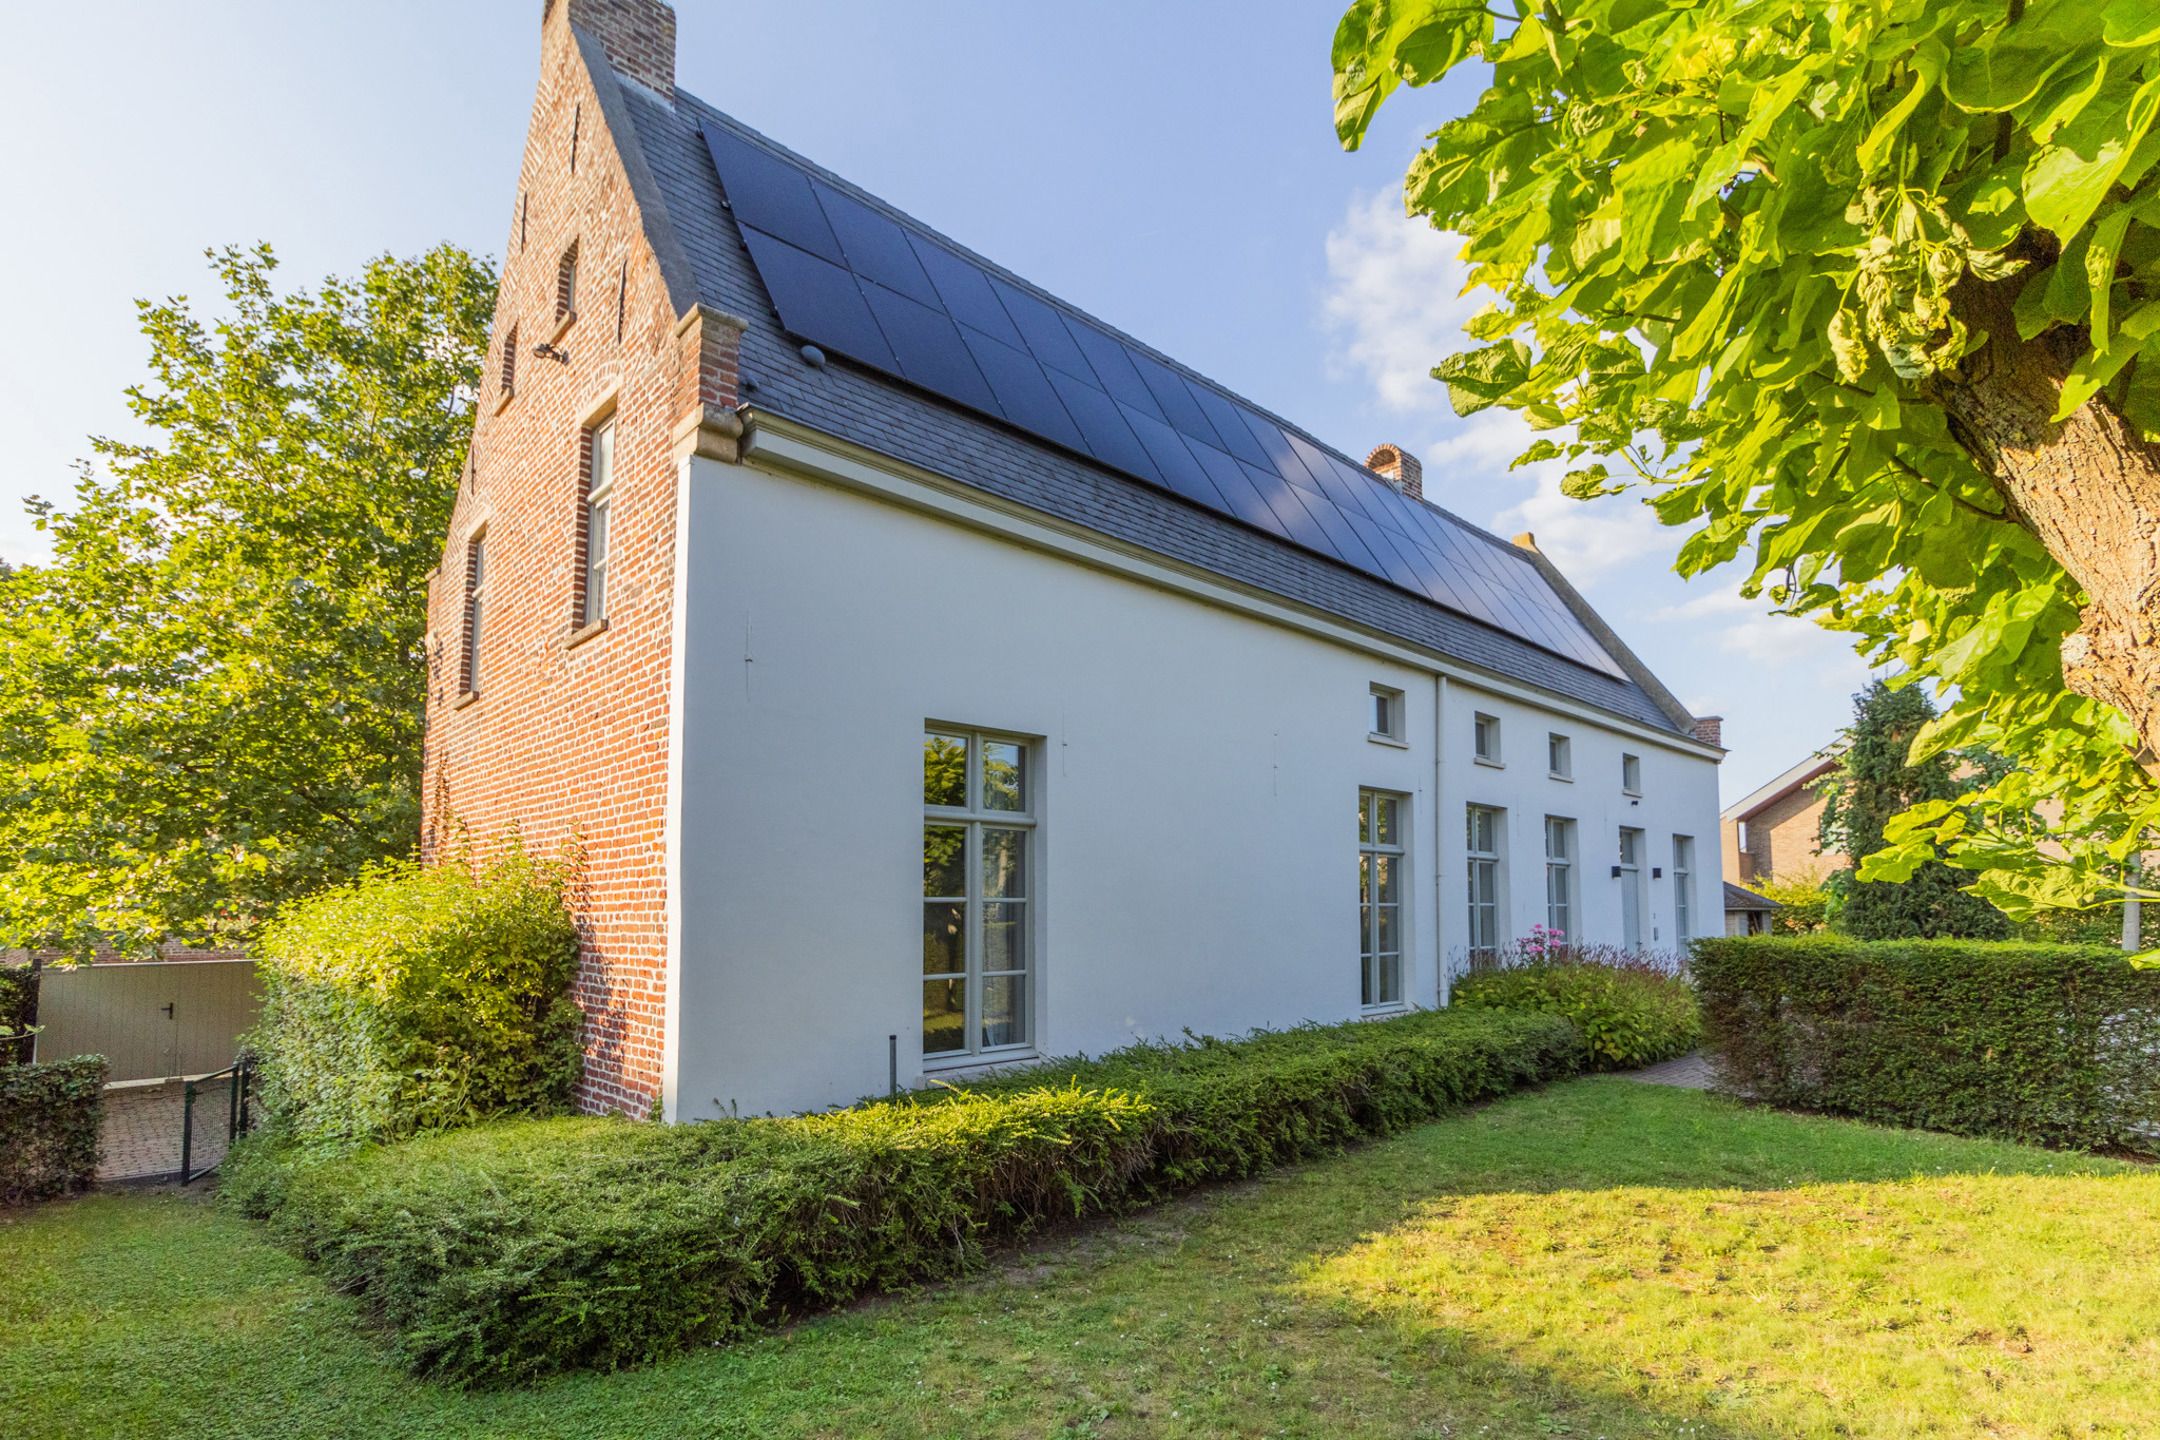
[661,434,1723,1118]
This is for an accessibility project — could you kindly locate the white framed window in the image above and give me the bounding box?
[1358,790,1407,1008]
[1466,804,1503,969]
[1544,816,1575,940]
[1673,834,1695,944]
[1547,732,1572,780]
[579,416,616,628]
[923,728,1035,1060]
[1369,684,1405,743]
[1622,752,1643,795]
[461,531,487,697]
[1473,711,1502,766]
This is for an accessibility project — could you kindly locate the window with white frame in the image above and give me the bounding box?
[1358,790,1406,1008]
[1621,751,1643,794]
[1473,712,1502,765]
[579,416,616,628]
[1369,684,1405,743]
[461,531,487,697]
[1466,804,1502,969]
[1673,834,1695,944]
[1547,732,1572,779]
[922,729,1034,1059]
[1544,816,1575,940]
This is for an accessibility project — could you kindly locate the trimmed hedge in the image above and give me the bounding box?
[1694,935,2160,1151]
[230,1007,1579,1385]
[1452,954,1700,1069]
[2,1056,108,1206]
[250,855,583,1147]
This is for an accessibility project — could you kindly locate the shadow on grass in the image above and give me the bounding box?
[4,1077,2150,1440]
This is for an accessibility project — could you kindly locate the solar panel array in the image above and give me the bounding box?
[702,122,1625,679]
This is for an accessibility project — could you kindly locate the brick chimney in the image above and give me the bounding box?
[1366,443,1423,501]
[545,0,675,102]
[1690,715,1724,747]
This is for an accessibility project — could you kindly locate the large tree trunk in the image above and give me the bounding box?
[1933,279,2160,760]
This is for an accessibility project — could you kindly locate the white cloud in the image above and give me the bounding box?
[1320,190,1482,414]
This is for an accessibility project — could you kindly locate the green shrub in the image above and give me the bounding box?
[1694,936,2160,1151]
[249,854,582,1148]
[0,963,35,1065]
[2,1056,107,1206]
[237,1007,1579,1385]
[1452,952,1700,1070]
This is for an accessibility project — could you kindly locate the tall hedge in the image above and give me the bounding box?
[0,963,35,1065]
[250,855,583,1147]
[1693,936,2160,1152]
[230,1007,1580,1385]
[2,1056,107,1206]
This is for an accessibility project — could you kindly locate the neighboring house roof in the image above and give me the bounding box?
[1722,882,1779,913]
[604,70,1695,735]
[1721,744,1846,824]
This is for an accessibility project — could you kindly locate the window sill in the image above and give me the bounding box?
[547,309,578,346]
[1367,732,1409,749]
[1360,1003,1410,1018]
[1623,790,1644,800]
[452,690,480,711]
[1549,772,1574,783]
[922,1046,1040,1077]
[566,615,609,650]
[492,387,515,416]
[1473,755,1505,770]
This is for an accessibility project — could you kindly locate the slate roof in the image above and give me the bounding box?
[607,71,1688,735]
[1723,882,1779,913]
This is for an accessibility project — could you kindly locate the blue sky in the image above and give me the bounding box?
[0,0,1868,798]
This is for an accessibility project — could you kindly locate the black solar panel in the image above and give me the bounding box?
[704,121,1625,679]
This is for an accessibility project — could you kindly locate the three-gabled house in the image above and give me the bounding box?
[423,0,1725,1118]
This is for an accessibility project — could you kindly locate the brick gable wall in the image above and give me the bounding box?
[419,1,734,1117]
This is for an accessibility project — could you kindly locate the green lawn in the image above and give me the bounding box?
[4,1078,2155,1439]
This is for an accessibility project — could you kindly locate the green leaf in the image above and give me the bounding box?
[1433,339,1531,415]
[2024,74,2160,240]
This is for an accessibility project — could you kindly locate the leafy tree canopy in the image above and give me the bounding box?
[1332,0,2160,924]
[0,244,495,955]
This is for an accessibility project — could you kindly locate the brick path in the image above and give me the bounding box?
[1624,1051,1716,1090]
[99,1081,236,1183]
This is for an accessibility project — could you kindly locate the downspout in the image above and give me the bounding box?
[1435,671,1451,1008]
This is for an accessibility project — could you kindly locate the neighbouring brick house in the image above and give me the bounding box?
[423,0,1723,1119]
[1719,747,1846,889]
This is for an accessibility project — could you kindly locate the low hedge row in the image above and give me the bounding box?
[2,1056,108,1206]
[1452,954,1700,1069]
[230,1006,1580,1385]
[1694,935,2160,1151]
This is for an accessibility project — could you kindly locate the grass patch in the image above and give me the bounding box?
[3,1079,2151,1438]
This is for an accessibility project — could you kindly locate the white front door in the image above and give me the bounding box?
[1619,828,1644,949]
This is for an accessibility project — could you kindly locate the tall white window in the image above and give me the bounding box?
[1547,732,1572,779]
[1673,834,1695,944]
[1544,816,1575,940]
[580,417,615,627]
[1619,827,1645,948]
[1466,804,1502,969]
[1358,790,1406,1008]
[461,532,487,697]
[923,729,1034,1059]
[1622,752,1643,795]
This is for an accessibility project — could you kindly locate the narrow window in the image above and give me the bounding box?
[461,532,487,697]
[499,323,517,399]
[1547,732,1571,779]
[1473,712,1502,765]
[556,242,580,325]
[570,104,581,173]
[578,416,615,628]
[1358,790,1406,1008]
[1466,804,1502,970]
[615,259,628,342]
[1544,816,1575,941]
[1369,684,1404,742]
[923,729,1034,1059]
[518,191,528,251]
[1622,752,1643,795]
[1673,835,1695,945]
[1618,827,1645,949]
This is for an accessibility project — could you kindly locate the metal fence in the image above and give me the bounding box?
[179,1058,254,1185]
